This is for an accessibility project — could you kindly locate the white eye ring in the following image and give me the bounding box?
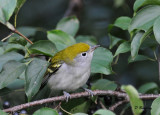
[81,52,87,57]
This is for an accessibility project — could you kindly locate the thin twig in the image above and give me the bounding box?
[13,29,33,44]
[5,22,33,44]
[1,29,33,45]
[60,105,72,115]
[99,100,107,109]
[1,33,14,42]
[109,100,128,111]
[113,54,119,65]
[109,94,160,111]
[54,102,61,110]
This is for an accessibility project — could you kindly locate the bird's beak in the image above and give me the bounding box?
[91,45,100,52]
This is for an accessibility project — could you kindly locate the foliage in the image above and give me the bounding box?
[93,109,115,115]
[0,0,160,114]
[122,85,143,115]
[151,97,160,115]
[33,107,59,115]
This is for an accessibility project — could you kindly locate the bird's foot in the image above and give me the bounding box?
[63,91,71,102]
[83,88,95,97]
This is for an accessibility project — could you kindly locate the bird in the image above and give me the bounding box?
[41,42,100,101]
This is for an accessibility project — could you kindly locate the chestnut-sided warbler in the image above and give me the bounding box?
[41,43,99,99]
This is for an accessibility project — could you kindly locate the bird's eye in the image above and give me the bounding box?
[82,52,87,56]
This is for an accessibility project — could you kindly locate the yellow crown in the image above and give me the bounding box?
[51,43,90,64]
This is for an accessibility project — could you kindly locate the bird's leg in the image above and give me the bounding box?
[63,91,71,102]
[82,88,95,97]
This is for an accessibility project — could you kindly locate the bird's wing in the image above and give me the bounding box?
[40,62,62,89]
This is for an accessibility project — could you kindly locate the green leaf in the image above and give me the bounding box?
[73,113,88,115]
[131,32,144,59]
[138,82,158,93]
[62,98,91,114]
[141,36,158,49]
[33,107,58,115]
[76,35,97,46]
[91,79,117,91]
[4,43,25,53]
[8,37,27,46]
[7,79,24,90]
[114,16,131,30]
[109,34,123,49]
[128,55,155,63]
[151,97,160,115]
[153,16,160,44]
[70,100,90,114]
[114,41,130,57]
[131,27,152,59]
[134,0,160,12]
[0,47,4,55]
[29,40,57,57]
[0,41,3,46]
[25,58,49,101]
[0,60,26,89]
[0,52,24,71]
[134,0,146,11]
[47,30,76,51]
[114,0,125,8]
[129,5,160,32]
[14,0,26,27]
[91,47,113,75]
[107,24,114,33]
[0,109,8,115]
[17,26,38,37]
[0,88,12,96]
[19,70,25,80]
[0,0,17,24]
[15,0,26,13]
[93,109,116,115]
[56,16,79,37]
[139,27,152,45]
[121,85,143,115]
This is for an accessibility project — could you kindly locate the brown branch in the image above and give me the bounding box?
[139,94,160,99]
[99,100,107,110]
[6,22,33,44]
[109,100,128,111]
[3,90,160,113]
[1,33,14,42]
[3,90,126,112]
[1,29,33,45]
[13,29,33,44]
[60,105,72,115]
[109,94,160,111]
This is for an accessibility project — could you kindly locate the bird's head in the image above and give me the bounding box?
[51,43,99,65]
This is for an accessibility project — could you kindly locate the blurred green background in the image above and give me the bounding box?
[0,0,158,90]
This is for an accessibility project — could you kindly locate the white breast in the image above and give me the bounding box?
[48,62,91,92]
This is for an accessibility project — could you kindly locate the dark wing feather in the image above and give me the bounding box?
[40,62,62,89]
